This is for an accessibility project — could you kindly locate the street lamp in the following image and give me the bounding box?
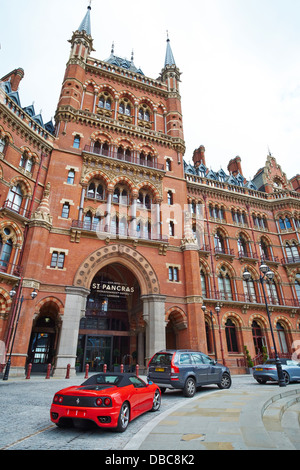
[3,286,37,381]
[201,303,226,365]
[243,265,286,387]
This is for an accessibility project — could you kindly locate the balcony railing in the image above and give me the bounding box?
[0,260,22,277]
[2,200,31,219]
[214,247,235,257]
[203,290,300,307]
[71,219,168,242]
[84,145,164,171]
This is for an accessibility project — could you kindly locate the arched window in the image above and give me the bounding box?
[218,267,233,300]
[8,183,23,213]
[214,230,226,254]
[266,279,279,305]
[99,95,112,110]
[238,235,248,257]
[225,319,238,352]
[84,211,93,229]
[200,270,207,298]
[276,322,289,354]
[243,270,257,302]
[0,236,13,269]
[285,242,299,263]
[259,238,272,262]
[295,274,300,302]
[252,320,264,355]
[279,216,292,230]
[0,136,7,154]
[20,153,33,173]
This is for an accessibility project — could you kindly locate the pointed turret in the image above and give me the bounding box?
[159,34,184,149]
[78,3,92,36]
[68,3,95,62]
[164,33,176,67]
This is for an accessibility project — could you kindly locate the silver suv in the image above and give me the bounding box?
[147,349,231,397]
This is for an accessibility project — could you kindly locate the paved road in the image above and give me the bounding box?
[0,373,299,452]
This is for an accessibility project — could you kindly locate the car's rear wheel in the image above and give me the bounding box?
[151,389,161,411]
[183,377,196,397]
[116,402,130,432]
[217,373,232,389]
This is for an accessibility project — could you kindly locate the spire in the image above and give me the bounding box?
[78,3,92,36]
[164,32,176,67]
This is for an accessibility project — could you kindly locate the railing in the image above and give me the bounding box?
[2,200,31,219]
[214,247,235,256]
[203,290,300,307]
[0,260,22,277]
[71,219,169,242]
[84,145,165,171]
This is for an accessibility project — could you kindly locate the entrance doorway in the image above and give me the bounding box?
[76,263,143,372]
[27,316,56,372]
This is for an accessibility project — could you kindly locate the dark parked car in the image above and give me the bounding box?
[147,349,231,397]
[253,359,300,385]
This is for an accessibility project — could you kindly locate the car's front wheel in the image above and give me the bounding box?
[183,377,196,397]
[217,373,232,389]
[116,402,130,432]
[151,389,161,412]
[282,371,290,385]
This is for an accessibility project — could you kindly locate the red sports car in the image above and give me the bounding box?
[50,372,161,432]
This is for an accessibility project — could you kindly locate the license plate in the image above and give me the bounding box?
[155,368,165,372]
[67,409,87,417]
[255,368,263,371]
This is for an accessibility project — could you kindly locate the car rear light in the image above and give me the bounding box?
[54,395,63,403]
[171,353,179,374]
[96,397,112,407]
[264,367,276,370]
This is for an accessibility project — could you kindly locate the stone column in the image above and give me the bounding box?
[141,294,166,364]
[53,286,90,377]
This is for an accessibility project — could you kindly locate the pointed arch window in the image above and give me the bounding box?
[200,270,208,298]
[294,274,300,302]
[285,241,299,263]
[218,267,233,300]
[0,236,13,269]
[225,318,238,353]
[276,322,289,354]
[8,183,23,213]
[214,230,226,254]
[243,270,257,302]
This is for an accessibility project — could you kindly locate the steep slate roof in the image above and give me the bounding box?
[78,4,92,35]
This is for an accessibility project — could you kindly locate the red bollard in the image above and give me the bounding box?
[84,363,89,379]
[135,364,139,376]
[103,364,107,373]
[65,363,71,379]
[45,363,51,379]
[120,364,124,373]
[26,363,32,380]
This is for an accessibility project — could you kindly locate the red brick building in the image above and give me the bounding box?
[0,6,299,377]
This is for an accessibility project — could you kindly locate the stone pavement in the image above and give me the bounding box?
[1,372,299,451]
[125,382,300,451]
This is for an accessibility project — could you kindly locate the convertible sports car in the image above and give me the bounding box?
[50,372,161,432]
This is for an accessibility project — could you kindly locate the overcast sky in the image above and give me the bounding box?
[1,0,299,180]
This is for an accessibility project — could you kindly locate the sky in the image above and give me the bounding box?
[1,0,300,180]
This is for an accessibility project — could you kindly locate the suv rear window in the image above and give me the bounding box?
[149,353,173,366]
